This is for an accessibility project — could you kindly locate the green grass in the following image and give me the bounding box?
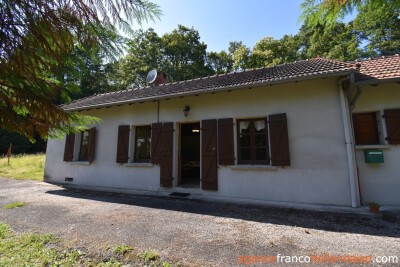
[0,223,182,267]
[3,201,26,209]
[0,153,45,181]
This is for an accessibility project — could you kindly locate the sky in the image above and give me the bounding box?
[133,0,305,52]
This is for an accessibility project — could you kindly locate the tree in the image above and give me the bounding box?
[249,35,302,68]
[353,0,400,56]
[118,25,213,87]
[0,0,161,140]
[117,28,163,88]
[298,22,361,60]
[206,51,234,74]
[161,25,213,81]
[300,0,400,26]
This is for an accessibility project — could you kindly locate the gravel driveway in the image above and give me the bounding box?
[0,178,399,266]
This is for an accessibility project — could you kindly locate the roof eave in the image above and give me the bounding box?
[355,77,400,86]
[64,70,354,112]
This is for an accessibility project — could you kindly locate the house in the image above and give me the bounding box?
[44,55,400,208]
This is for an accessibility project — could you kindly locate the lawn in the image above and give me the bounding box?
[0,223,177,267]
[0,153,45,181]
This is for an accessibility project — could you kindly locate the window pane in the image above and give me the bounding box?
[240,148,251,161]
[254,134,266,146]
[240,134,251,147]
[240,121,250,134]
[255,148,267,161]
[79,130,89,161]
[254,120,265,133]
[135,126,150,162]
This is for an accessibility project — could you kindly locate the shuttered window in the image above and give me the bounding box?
[384,109,400,145]
[236,114,290,166]
[352,112,380,145]
[64,128,96,163]
[237,118,269,165]
[134,126,151,163]
[116,125,130,164]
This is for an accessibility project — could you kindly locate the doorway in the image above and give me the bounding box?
[179,122,200,187]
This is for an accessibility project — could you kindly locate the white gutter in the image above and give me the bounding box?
[338,75,360,208]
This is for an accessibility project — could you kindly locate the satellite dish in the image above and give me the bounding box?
[146,70,157,83]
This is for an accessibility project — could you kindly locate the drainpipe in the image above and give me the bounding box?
[338,75,360,208]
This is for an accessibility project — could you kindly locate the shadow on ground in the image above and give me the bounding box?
[46,188,400,238]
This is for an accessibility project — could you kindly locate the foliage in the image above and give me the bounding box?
[353,0,400,56]
[113,244,134,255]
[0,153,45,181]
[3,202,26,209]
[117,25,213,88]
[300,0,400,26]
[207,50,234,74]
[297,22,362,60]
[0,129,46,155]
[0,0,161,140]
[0,223,180,267]
[139,250,160,263]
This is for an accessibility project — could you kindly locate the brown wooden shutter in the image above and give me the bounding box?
[116,125,130,163]
[384,109,400,145]
[352,112,379,145]
[87,127,96,163]
[218,118,235,165]
[151,123,162,164]
[63,133,75,162]
[160,122,174,187]
[201,119,218,190]
[269,113,290,166]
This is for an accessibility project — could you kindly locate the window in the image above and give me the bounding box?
[352,112,380,145]
[384,109,400,145]
[63,128,96,163]
[116,125,152,164]
[134,126,151,162]
[237,118,270,165]
[78,130,90,161]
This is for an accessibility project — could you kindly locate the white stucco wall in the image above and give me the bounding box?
[45,77,353,206]
[352,82,400,206]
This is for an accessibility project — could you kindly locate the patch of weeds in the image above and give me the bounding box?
[113,244,133,255]
[98,257,123,267]
[139,249,160,263]
[3,201,26,209]
[0,223,9,239]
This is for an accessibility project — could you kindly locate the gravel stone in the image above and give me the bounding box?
[0,178,399,267]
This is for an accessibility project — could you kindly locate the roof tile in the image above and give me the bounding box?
[62,58,355,111]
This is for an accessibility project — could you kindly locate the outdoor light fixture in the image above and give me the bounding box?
[183,105,190,117]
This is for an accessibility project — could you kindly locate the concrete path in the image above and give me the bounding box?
[0,178,399,266]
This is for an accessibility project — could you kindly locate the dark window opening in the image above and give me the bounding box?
[78,130,90,161]
[134,126,151,163]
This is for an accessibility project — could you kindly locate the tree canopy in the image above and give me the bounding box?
[0,0,161,140]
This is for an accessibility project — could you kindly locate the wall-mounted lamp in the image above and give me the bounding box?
[183,105,190,117]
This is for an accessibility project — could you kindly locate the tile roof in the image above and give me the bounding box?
[62,58,356,111]
[355,54,400,83]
